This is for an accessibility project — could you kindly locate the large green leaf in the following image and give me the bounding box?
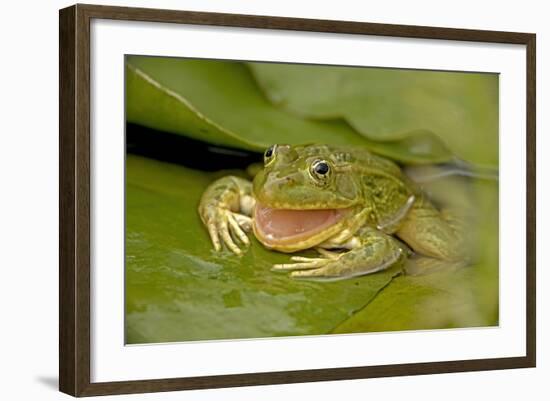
[125,155,498,343]
[126,56,367,152]
[248,62,499,166]
[125,58,499,342]
[125,155,402,343]
[126,56,455,164]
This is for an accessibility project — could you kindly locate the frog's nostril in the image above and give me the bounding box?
[265,176,292,193]
[277,177,292,188]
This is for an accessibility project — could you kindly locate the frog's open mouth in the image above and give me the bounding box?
[253,203,351,247]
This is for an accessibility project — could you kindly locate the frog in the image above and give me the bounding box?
[198,144,467,279]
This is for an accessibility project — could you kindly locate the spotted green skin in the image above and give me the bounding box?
[199,144,466,279]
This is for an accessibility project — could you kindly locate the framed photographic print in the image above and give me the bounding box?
[59,4,536,397]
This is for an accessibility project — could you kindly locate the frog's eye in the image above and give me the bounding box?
[310,159,331,184]
[264,145,277,166]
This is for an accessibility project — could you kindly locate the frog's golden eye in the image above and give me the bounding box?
[264,145,277,166]
[310,159,331,184]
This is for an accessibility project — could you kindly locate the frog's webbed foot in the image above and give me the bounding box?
[198,175,254,255]
[273,228,406,280]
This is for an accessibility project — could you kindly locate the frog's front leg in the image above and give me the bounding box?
[198,176,255,255]
[273,227,407,279]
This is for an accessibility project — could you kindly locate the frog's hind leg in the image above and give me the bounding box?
[396,196,468,268]
[404,255,468,276]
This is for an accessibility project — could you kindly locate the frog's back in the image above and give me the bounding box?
[345,146,404,177]
[321,145,417,231]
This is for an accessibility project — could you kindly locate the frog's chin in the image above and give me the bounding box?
[253,203,352,252]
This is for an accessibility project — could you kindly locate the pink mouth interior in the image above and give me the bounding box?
[254,203,349,243]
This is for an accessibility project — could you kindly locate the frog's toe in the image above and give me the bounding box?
[206,223,221,252]
[289,269,321,278]
[233,213,253,232]
[290,256,326,263]
[218,221,242,255]
[227,213,250,246]
[315,248,341,259]
[272,256,329,271]
[289,264,341,279]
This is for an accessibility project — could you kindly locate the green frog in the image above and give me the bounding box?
[198,144,466,279]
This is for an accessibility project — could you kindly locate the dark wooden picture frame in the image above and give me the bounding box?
[59,3,536,397]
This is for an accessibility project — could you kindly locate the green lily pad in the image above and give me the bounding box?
[126,56,456,164]
[125,155,403,343]
[248,62,499,166]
